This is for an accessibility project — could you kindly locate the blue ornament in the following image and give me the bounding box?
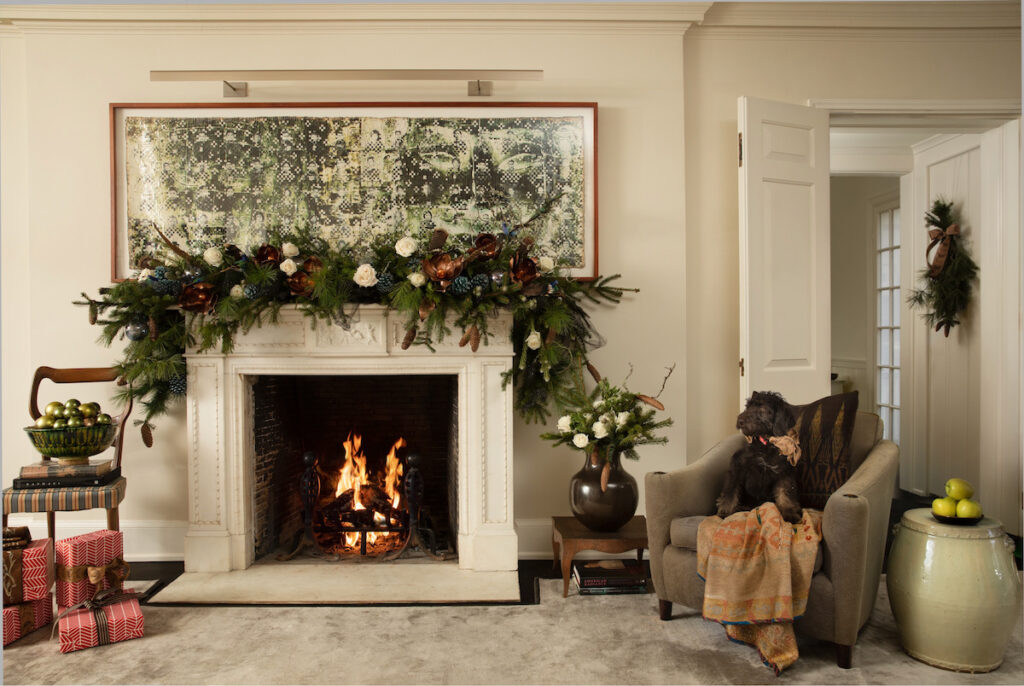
[125,320,149,341]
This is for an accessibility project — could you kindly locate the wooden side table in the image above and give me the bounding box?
[551,515,648,598]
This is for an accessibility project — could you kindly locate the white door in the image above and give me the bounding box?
[901,123,1021,535]
[738,97,831,406]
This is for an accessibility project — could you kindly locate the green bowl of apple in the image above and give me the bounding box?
[24,398,117,461]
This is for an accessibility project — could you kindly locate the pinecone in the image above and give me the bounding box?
[243,283,261,300]
[169,374,187,396]
[470,273,491,291]
[165,280,183,297]
[153,266,168,280]
[376,273,396,294]
[148,278,169,294]
[449,276,472,296]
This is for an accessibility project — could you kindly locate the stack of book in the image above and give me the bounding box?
[13,458,120,489]
[572,559,650,595]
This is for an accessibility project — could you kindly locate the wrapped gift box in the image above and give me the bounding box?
[55,530,125,608]
[2,538,54,605]
[57,590,143,654]
[3,593,53,647]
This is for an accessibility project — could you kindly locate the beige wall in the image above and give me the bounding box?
[1,3,1020,559]
[683,12,1020,456]
[830,175,900,404]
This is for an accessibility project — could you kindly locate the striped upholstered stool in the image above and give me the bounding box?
[3,478,127,540]
[4,366,132,541]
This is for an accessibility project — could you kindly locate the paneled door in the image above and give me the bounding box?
[738,97,831,406]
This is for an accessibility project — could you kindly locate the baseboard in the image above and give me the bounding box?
[5,515,186,561]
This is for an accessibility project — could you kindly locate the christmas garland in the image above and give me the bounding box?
[77,222,633,442]
[908,198,979,337]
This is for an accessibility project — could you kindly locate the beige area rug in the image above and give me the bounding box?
[148,558,521,604]
[3,577,1022,685]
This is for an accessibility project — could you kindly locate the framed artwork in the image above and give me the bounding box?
[110,102,598,280]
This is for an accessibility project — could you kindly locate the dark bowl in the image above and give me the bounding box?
[932,512,983,526]
[24,422,118,459]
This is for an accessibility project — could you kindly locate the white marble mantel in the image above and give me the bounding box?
[183,305,517,575]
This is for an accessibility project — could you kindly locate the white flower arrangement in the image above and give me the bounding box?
[229,284,245,299]
[557,415,572,434]
[616,411,631,428]
[353,264,378,287]
[136,268,154,282]
[525,330,542,350]
[592,421,609,439]
[538,256,555,273]
[395,236,419,257]
[593,399,605,410]
[572,433,590,449]
[279,258,298,277]
[408,272,426,288]
[282,242,299,258]
[203,247,223,267]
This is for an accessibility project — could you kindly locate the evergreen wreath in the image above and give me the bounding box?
[77,218,635,442]
[908,198,979,337]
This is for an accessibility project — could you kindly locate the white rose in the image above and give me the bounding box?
[395,236,419,257]
[408,272,426,288]
[136,268,154,282]
[592,422,609,439]
[279,258,298,276]
[601,412,614,425]
[203,247,223,267]
[557,415,572,434]
[353,263,378,288]
[538,256,555,273]
[572,433,590,449]
[282,242,299,258]
[230,284,245,299]
[593,400,605,410]
[525,331,542,350]
[616,411,631,428]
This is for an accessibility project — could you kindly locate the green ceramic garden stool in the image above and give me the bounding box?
[886,508,1022,673]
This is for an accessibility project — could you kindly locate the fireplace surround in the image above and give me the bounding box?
[182,305,517,582]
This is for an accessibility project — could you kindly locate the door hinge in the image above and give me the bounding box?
[738,132,743,167]
[739,358,745,377]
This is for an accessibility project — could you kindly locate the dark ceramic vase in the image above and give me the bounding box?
[569,450,639,532]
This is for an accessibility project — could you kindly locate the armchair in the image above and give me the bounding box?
[645,410,899,668]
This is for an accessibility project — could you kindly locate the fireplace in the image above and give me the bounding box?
[251,374,458,561]
[181,305,518,593]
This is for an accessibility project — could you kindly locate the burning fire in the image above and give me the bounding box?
[330,432,407,553]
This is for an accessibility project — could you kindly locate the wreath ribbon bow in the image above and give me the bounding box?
[926,223,960,278]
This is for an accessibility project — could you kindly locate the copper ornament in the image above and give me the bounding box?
[179,282,218,313]
[255,244,281,268]
[223,244,244,262]
[286,271,314,297]
[510,249,538,284]
[473,233,501,260]
[302,256,324,274]
[422,253,465,290]
[418,299,436,321]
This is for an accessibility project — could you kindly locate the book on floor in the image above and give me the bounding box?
[572,577,650,595]
[572,559,650,588]
[13,468,121,490]
[19,458,115,479]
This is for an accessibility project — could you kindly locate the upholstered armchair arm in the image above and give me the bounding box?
[645,434,745,595]
[821,439,900,646]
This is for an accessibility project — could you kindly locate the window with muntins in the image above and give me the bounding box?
[877,206,901,444]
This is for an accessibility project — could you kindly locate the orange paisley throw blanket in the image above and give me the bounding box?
[697,504,822,674]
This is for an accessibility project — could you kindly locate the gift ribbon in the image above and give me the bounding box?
[926,223,960,278]
[56,557,130,591]
[3,548,24,604]
[17,602,36,637]
[51,587,138,646]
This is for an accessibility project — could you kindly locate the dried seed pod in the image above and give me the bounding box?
[428,228,449,251]
[637,394,665,411]
[418,299,436,321]
[600,461,611,493]
[586,362,602,383]
[459,329,472,348]
[469,324,481,352]
[545,327,557,344]
[148,316,158,341]
[140,423,154,448]
[88,303,97,325]
[401,326,417,350]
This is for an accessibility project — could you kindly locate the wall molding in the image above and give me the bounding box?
[700,2,1019,29]
[4,516,188,562]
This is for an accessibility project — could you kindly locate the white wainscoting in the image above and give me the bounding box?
[4,515,187,562]
[831,357,871,406]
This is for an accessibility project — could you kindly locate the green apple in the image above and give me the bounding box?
[64,399,81,411]
[34,416,54,429]
[66,416,84,428]
[44,401,64,417]
[52,419,67,429]
[80,403,98,418]
[956,499,983,518]
[95,413,112,425]
[945,477,975,501]
[932,496,958,517]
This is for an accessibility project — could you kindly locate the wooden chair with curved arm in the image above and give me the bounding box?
[3,366,132,540]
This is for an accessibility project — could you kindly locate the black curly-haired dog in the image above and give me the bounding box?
[715,390,803,524]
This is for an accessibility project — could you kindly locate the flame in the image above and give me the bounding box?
[385,437,406,509]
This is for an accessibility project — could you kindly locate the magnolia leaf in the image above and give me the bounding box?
[600,461,611,493]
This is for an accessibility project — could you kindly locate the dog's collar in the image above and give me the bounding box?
[755,435,769,445]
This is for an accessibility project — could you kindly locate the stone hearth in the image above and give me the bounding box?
[178,305,517,601]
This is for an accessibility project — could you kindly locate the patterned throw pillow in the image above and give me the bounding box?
[792,391,859,509]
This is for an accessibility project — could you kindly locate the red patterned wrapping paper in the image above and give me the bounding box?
[2,538,54,605]
[57,590,143,653]
[55,530,123,607]
[3,593,53,646]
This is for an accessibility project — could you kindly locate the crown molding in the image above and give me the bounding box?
[0,3,714,33]
[699,1,1020,30]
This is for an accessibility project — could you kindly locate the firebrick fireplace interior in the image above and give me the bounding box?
[252,374,459,562]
